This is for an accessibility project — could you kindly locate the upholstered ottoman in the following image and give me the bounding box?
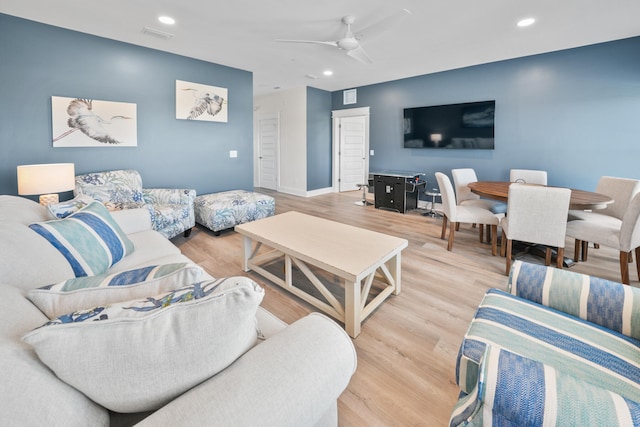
[194,190,275,235]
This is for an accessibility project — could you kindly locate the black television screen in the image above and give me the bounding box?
[403,100,495,149]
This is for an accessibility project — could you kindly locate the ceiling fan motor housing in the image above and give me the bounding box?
[337,37,359,51]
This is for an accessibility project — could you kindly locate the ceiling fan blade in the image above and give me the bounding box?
[347,45,372,64]
[276,39,338,48]
[355,8,411,41]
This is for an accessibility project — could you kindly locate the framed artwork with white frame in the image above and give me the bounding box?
[176,80,228,122]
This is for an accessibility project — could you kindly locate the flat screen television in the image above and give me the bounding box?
[403,100,495,149]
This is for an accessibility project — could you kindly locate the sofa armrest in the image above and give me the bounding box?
[109,208,152,235]
[142,188,196,206]
[137,313,357,427]
[451,346,640,427]
[508,260,640,340]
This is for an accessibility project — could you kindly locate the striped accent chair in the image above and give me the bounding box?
[450,260,640,426]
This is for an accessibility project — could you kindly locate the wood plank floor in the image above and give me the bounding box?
[171,189,636,427]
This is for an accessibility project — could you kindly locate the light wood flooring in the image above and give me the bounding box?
[170,189,636,427]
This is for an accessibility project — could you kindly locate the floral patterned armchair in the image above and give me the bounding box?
[74,169,196,239]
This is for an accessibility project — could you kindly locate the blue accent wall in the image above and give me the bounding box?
[0,14,253,197]
[306,87,332,190]
[331,36,640,193]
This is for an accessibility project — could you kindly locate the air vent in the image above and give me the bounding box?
[141,27,174,40]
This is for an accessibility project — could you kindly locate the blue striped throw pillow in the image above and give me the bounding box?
[27,263,204,318]
[30,201,134,277]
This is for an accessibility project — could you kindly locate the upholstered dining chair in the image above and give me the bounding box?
[568,176,640,259]
[566,192,640,285]
[501,183,571,275]
[451,168,507,214]
[435,172,501,255]
[509,169,548,185]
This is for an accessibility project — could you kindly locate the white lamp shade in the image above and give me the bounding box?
[430,133,443,143]
[17,163,76,195]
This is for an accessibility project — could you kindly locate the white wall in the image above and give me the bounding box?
[254,87,307,196]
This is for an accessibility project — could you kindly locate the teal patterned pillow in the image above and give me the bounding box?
[23,277,264,413]
[29,201,134,277]
[46,195,95,219]
[27,263,204,319]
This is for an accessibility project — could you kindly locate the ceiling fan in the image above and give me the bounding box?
[276,9,411,64]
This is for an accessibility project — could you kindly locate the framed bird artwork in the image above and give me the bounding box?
[175,80,228,123]
[52,96,137,147]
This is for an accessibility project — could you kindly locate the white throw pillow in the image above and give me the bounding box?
[27,263,204,319]
[23,277,264,413]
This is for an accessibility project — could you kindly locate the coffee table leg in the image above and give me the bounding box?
[344,279,361,338]
[389,252,402,295]
[242,236,252,272]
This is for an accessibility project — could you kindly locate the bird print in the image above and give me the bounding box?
[182,88,226,120]
[53,98,131,144]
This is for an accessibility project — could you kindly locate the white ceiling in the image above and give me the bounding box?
[3,0,640,97]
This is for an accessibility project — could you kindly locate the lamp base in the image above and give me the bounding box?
[39,193,59,206]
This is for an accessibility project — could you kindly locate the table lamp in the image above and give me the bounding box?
[17,163,75,206]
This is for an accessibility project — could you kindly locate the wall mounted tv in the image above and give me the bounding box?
[403,100,495,149]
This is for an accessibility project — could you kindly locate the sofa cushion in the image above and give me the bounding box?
[456,289,640,403]
[0,284,109,426]
[0,223,75,289]
[27,262,204,319]
[29,201,134,277]
[0,195,51,224]
[23,277,264,413]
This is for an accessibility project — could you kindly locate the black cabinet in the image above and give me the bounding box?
[373,173,425,213]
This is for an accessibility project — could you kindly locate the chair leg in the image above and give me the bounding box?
[440,215,448,240]
[486,225,492,243]
[556,247,564,269]
[447,221,456,251]
[544,247,552,266]
[500,233,506,257]
[505,239,513,275]
[582,241,589,261]
[455,223,460,231]
[490,225,497,256]
[479,225,484,243]
[636,247,640,282]
[620,251,631,285]
[574,239,581,262]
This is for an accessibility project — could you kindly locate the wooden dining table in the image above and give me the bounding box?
[468,181,614,267]
[468,181,614,210]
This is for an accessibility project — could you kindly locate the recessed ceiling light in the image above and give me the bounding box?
[517,18,535,27]
[158,16,175,25]
[323,70,333,76]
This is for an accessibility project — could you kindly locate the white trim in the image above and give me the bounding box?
[306,187,334,197]
[331,107,370,193]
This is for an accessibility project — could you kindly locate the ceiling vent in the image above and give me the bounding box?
[141,27,174,40]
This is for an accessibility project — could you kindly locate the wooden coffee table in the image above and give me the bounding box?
[235,211,408,338]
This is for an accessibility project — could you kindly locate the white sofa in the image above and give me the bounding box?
[0,195,357,426]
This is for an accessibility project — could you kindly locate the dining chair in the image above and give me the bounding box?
[568,176,640,260]
[435,172,501,255]
[451,168,507,214]
[566,192,640,285]
[501,183,571,275]
[509,169,548,185]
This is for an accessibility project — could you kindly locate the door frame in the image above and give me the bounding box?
[331,107,370,192]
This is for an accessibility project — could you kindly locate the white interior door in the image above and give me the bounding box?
[257,113,278,190]
[338,116,367,192]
